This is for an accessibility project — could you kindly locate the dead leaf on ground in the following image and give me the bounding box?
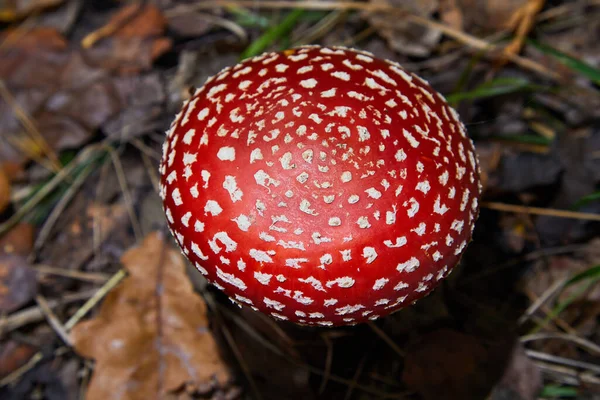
[39,200,132,276]
[402,329,512,400]
[83,4,172,75]
[0,340,37,378]
[489,343,542,400]
[458,0,528,32]
[439,0,464,30]
[70,232,231,400]
[367,0,442,57]
[0,254,38,313]
[0,166,10,213]
[523,238,600,305]
[0,223,34,256]
[0,28,118,167]
[0,0,64,22]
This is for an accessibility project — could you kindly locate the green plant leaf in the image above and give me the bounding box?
[446,77,547,103]
[571,191,600,210]
[539,384,578,398]
[240,8,305,60]
[528,39,600,85]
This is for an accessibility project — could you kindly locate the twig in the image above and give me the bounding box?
[138,147,161,195]
[165,0,560,80]
[34,264,111,283]
[35,295,72,346]
[318,333,334,394]
[0,290,97,333]
[526,349,600,374]
[0,271,124,385]
[482,201,600,221]
[107,148,144,242]
[344,350,369,400]
[368,322,405,357]
[205,295,264,400]
[521,332,600,356]
[0,81,61,172]
[81,2,145,48]
[518,278,566,325]
[535,361,600,385]
[0,145,103,237]
[32,156,102,257]
[64,269,127,331]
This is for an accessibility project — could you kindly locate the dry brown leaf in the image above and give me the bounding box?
[0,28,114,167]
[458,0,528,32]
[70,232,231,400]
[0,223,34,256]
[367,0,441,57]
[83,4,172,75]
[0,166,10,213]
[0,0,65,22]
[489,343,542,400]
[402,329,512,400]
[439,0,463,30]
[0,254,38,313]
[0,340,37,378]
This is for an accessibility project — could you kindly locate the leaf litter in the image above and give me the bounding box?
[70,232,231,400]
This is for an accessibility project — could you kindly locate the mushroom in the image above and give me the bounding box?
[159,46,481,326]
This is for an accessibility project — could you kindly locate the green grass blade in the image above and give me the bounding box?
[227,6,271,28]
[565,264,600,286]
[539,385,579,398]
[571,191,600,210]
[531,264,600,333]
[240,8,305,60]
[446,77,546,103]
[528,39,600,85]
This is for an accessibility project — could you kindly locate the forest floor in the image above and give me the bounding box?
[0,1,599,399]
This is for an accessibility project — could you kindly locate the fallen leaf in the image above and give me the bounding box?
[402,329,511,400]
[458,0,528,32]
[489,343,542,400]
[439,0,463,30]
[0,166,10,213]
[0,28,117,167]
[367,0,441,57]
[0,340,37,378]
[70,232,231,400]
[39,201,132,279]
[0,254,38,313]
[0,0,64,22]
[83,4,172,75]
[0,223,35,256]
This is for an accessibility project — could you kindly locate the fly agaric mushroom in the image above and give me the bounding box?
[159,46,481,326]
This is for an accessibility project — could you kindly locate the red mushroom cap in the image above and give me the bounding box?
[159,46,482,326]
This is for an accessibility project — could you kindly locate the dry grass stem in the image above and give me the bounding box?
[34,264,111,283]
[35,295,72,346]
[165,0,560,79]
[521,332,600,356]
[64,268,127,331]
[107,148,144,242]
[32,159,99,257]
[0,146,103,237]
[526,349,600,374]
[0,290,98,333]
[482,201,600,221]
[0,81,61,171]
[368,322,405,357]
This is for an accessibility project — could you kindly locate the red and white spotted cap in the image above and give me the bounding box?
[159,46,482,326]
